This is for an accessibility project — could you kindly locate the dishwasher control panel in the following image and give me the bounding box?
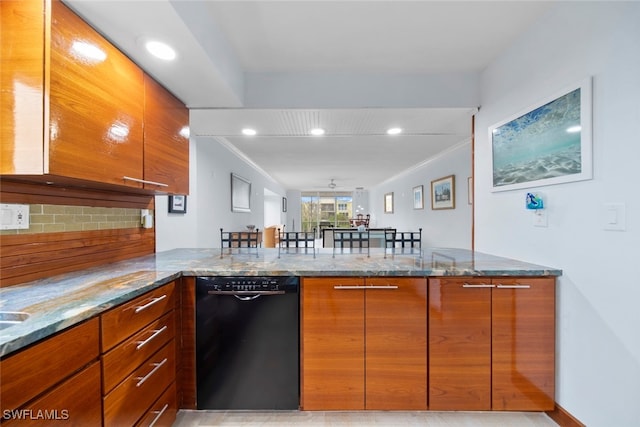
[196,276,299,293]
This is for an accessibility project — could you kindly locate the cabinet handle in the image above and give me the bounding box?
[496,284,531,289]
[333,285,398,289]
[135,358,168,387]
[363,285,398,289]
[123,176,169,187]
[134,294,168,313]
[136,325,168,350]
[148,403,169,427]
[462,283,495,288]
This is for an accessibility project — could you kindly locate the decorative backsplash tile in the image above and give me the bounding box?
[0,204,149,235]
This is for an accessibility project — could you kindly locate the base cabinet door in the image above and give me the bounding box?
[428,277,492,410]
[492,277,555,411]
[365,277,427,410]
[301,277,365,410]
[301,277,427,410]
[428,277,555,411]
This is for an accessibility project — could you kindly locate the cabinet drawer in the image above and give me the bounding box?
[3,362,102,426]
[101,282,175,351]
[0,317,99,411]
[135,382,177,427]
[102,311,175,394]
[103,340,175,427]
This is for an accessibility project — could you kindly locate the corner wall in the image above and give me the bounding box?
[475,3,640,426]
[369,141,472,249]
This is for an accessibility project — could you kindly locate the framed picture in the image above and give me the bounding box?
[431,175,455,210]
[282,197,287,212]
[168,195,187,213]
[231,173,251,212]
[413,185,424,209]
[489,77,592,192]
[384,192,394,213]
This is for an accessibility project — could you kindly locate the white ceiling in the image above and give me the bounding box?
[64,0,554,191]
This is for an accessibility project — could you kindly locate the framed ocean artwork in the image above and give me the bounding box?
[489,78,592,192]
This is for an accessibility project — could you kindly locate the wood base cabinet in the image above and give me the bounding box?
[301,277,427,410]
[100,281,178,426]
[0,318,101,425]
[428,277,555,411]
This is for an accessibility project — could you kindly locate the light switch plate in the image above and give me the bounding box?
[1,204,30,230]
[603,203,626,231]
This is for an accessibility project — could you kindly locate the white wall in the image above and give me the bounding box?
[475,3,640,426]
[369,141,472,249]
[156,137,286,250]
[155,139,199,252]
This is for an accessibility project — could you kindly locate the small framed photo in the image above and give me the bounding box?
[282,197,287,212]
[168,195,187,213]
[413,185,424,209]
[384,192,394,213]
[431,175,455,210]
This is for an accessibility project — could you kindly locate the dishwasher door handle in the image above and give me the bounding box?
[206,290,287,301]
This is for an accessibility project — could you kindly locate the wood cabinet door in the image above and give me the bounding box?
[0,317,99,412]
[143,75,189,194]
[48,0,144,188]
[428,277,491,410]
[0,0,46,175]
[492,277,555,411]
[3,361,102,427]
[365,277,427,410]
[301,277,365,410]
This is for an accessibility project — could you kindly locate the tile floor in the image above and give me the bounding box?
[174,410,559,426]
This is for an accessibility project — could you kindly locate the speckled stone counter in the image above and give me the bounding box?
[0,247,561,357]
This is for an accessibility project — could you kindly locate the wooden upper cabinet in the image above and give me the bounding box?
[143,75,189,195]
[1,0,47,174]
[48,0,144,188]
[1,0,189,194]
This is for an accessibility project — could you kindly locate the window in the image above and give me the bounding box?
[301,192,353,234]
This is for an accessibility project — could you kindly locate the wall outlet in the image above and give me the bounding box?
[1,204,30,230]
[533,210,548,227]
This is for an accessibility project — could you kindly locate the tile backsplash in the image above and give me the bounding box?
[0,204,148,235]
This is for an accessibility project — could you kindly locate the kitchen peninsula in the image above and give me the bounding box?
[0,248,561,424]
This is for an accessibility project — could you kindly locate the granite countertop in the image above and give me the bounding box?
[0,247,561,357]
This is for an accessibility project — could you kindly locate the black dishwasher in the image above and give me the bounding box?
[195,276,299,410]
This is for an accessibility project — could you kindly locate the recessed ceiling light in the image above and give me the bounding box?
[145,40,176,60]
[387,127,402,135]
[242,128,257,136]
[310,128,325,136]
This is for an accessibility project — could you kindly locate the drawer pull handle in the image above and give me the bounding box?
[334,285,363,290]
[363,285,398,289]
[123,176,169,187]
[136,325,168,350]
[333,285,399,290]
[135,294,168,313]
[496,284,531,289]
[135,358,168,387]
[462,283,495,288]
[148,403,169,427]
